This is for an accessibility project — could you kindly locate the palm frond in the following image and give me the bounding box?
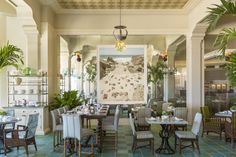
[0,42,24,70]
[225,52,236,86]
[205,0,236,31]
[214,28,236,55]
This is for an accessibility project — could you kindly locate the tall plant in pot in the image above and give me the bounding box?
[205,0,236,86]
[148,57,168,99]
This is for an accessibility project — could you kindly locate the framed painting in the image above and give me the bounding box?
[97,45,147,104]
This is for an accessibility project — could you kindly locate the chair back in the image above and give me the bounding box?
[174,107,188,120]
[137,107,151,118]
[57,107,64,115]
[63,106,69,113]
[129,113,136,136]
[62,114,82,140]
[200,106,210,119]
[232,112,236,133]
[26,113,39,139]
[191,112,202,136]
[113,106,120,131]
[51,109,61,131]
[162,102,172,111]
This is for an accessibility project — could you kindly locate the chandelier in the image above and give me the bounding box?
[113,0,128,52]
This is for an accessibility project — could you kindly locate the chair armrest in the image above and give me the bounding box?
[205,117,221,126]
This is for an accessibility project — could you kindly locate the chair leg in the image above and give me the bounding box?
[179,139,182,154]
[53,132,56,151]
[231,137,234,148]
[33,138,37,151]
[175,135,177,150]
[151,139,154,155]
[78,141,81,157]
[91,137,94,156]
[191,141,194,150]
[24,144,29,155]
[64,139,67,157]
[195,140,200,153]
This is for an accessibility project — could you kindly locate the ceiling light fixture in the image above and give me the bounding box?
[113,0,128,52]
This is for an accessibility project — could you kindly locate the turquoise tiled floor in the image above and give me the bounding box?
[4,123,236,157]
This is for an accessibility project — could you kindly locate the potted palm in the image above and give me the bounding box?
[205,0,236,86]
[148,58,167,99]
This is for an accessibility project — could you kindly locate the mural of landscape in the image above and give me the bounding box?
[97,46,147,104]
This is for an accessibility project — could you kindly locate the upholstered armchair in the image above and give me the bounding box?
[129,113,154,154]
[175,112,202,153]
[200,106,224,139]
[225,111,236,147]
[3,113,39,155]
[135,108,152,131]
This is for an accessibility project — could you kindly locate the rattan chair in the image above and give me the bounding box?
[3,113,39,155]
[173,107,188,131]
[129,113,154,154]
[175,112,202,154]
[200,106,224,139]
[135,107,151,131]
[225,111,236,148]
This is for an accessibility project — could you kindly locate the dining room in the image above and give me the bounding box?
[1,0,236,157]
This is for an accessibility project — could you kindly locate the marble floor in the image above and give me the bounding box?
[3,119,236,157]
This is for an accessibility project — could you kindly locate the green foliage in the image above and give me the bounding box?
[148,60,167,85]
[86,63,96,82]
[0,111,7,116]
[49,90,88,111]
[205,0,236,31]
[205,0,236,86]
[0,42,24,71]
[225,53,236,87]
[214,28,236,55]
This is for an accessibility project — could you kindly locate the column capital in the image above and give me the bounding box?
[191,23,208,39]
[22,25,39,34]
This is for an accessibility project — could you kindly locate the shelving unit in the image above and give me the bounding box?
[7,72,48,107]
[6,72,50,135]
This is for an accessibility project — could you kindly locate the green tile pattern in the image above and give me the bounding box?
[3,124,236,157]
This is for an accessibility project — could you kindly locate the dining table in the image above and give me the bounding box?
[146,116,188,154]
[215,110,232,118]
[78,105,110,153]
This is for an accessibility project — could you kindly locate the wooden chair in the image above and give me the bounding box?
[62,114,94,157]
[102,105,120,149]
[51,109,63,151]
[225,111,236,148]
[129,113,154,154]
[173,107,188,131]
[135,107,151,131]
[3,113,39,155]
[200,106,224,139]
[175,112,202,154]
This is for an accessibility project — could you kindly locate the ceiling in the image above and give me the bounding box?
[56,0,189,9]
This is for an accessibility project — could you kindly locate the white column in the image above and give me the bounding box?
[0,15,8,107]
[186,33,205,122]
[23,26,40,70]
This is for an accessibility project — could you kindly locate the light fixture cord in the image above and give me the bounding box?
[120,0,121,26]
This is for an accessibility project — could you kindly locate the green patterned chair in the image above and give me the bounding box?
[225,111,236,148]
[200,106,224,139]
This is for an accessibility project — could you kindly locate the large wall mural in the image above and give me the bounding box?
[97,45,147,104]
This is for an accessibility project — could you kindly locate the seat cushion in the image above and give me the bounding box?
[136,131,154,139]
[175,131,197,139]
[102,124,116,131]
[81,128,94,138]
